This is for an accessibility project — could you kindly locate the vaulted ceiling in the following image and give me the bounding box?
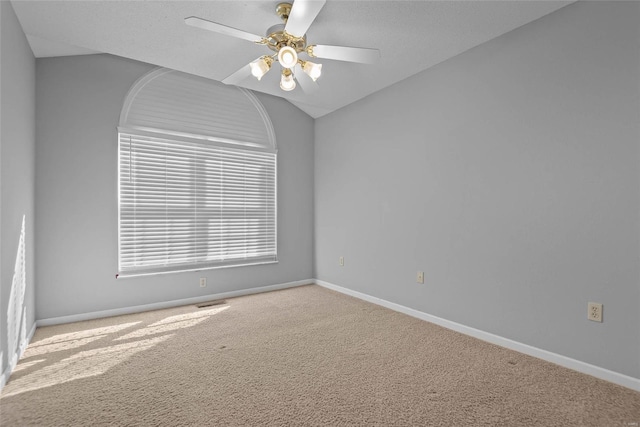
[12,1,572,118]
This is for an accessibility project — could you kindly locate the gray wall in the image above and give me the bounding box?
[0,1,36,377]
[35,54,313,320]
[315,1,640,379]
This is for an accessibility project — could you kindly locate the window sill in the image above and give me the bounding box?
[116,260,279,279]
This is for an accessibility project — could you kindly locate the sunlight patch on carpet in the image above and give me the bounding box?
[2,334,173,397]
[115,305,229,341]
[24,322,142,358]
[24,335,109,357]
[152,305,229,326]
[11,359,46,373]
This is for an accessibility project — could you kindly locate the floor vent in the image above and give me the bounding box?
[196,300,227,308]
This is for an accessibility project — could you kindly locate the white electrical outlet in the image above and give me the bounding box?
[339,256,344,266]
[199,278,207,288]
[417,271,424,284]
[587,302,602,322]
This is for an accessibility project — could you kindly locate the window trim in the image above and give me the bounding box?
[116,68,278,278]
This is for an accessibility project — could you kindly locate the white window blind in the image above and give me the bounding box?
[118,132,277,274]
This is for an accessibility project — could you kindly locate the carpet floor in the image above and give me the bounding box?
[1,284,639,426]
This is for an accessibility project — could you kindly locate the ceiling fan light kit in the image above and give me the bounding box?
[250,56,273,80]
[185,0,379,93]
[280,68,296,91]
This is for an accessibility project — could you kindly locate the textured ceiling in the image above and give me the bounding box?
[11,0,572,118]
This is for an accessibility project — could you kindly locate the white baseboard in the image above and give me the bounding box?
[37,279,311,327]
[314,279,640,392]
[0,320,37,392]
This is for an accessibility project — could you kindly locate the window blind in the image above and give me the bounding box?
[118,132,277,274]
[123,71,275,147]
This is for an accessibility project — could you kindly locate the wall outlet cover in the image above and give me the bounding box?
[587,302,602,322]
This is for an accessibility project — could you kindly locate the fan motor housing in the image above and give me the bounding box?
[265,23,307,53]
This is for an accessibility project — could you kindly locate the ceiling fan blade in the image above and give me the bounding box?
[310,45,380,64]
[294,64,319,94]
[222,63,252,86]
[284,0,326,38]
[185,17,264,43]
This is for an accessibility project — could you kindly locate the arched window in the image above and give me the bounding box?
[118,69,276,276]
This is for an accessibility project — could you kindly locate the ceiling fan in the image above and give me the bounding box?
[185,0,380,93]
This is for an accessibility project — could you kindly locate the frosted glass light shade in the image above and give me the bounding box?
[280,71,296,91]
[278,46,298,69]
[302,61,322,81]
[249,56,272,80]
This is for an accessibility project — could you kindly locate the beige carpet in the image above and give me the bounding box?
[1,285,639,426]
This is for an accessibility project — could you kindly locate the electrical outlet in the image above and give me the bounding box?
[339,256,344,266]
[417,271,424,284]
[587,302,602,322]
[199,278,207,288]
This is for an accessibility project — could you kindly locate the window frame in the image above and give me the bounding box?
[117,128,278,277]
[116,69,278,278]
